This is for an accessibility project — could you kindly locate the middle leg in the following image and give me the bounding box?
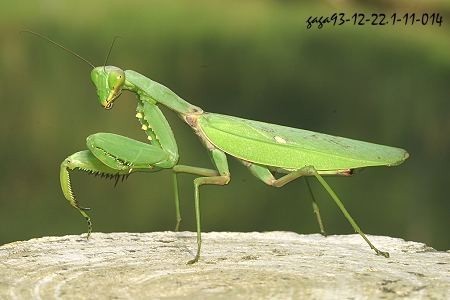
[172,148,230,264]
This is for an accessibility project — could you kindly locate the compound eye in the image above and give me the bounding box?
[108,71,125,90]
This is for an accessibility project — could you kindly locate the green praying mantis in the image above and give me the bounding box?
[28,32,409,264]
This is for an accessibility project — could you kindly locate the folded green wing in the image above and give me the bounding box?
[198,113,409,171]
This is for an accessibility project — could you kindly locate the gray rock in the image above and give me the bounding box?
[0,232,449,299]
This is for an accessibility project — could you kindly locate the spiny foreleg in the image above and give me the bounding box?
[60,150,132,238]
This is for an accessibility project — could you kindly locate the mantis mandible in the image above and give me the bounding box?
[28,32,409,264]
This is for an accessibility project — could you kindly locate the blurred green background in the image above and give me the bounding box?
[1,0,449,251]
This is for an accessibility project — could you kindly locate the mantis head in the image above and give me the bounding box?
[91,66,125,109]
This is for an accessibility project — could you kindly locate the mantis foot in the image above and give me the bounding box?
[186,254,200,265]
[84,216,92,240]
[174,219,181,232]
[375,249,390,258]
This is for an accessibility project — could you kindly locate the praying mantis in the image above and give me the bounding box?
[27,32,409,264]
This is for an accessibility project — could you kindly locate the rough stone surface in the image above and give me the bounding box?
[0,232,448,299]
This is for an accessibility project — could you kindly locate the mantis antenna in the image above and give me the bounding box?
[103,36,121,72]
[21,30,95,69]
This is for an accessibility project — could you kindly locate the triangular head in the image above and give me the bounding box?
[91,66,125,109]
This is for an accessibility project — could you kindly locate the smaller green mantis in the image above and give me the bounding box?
[28,32,409,264]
